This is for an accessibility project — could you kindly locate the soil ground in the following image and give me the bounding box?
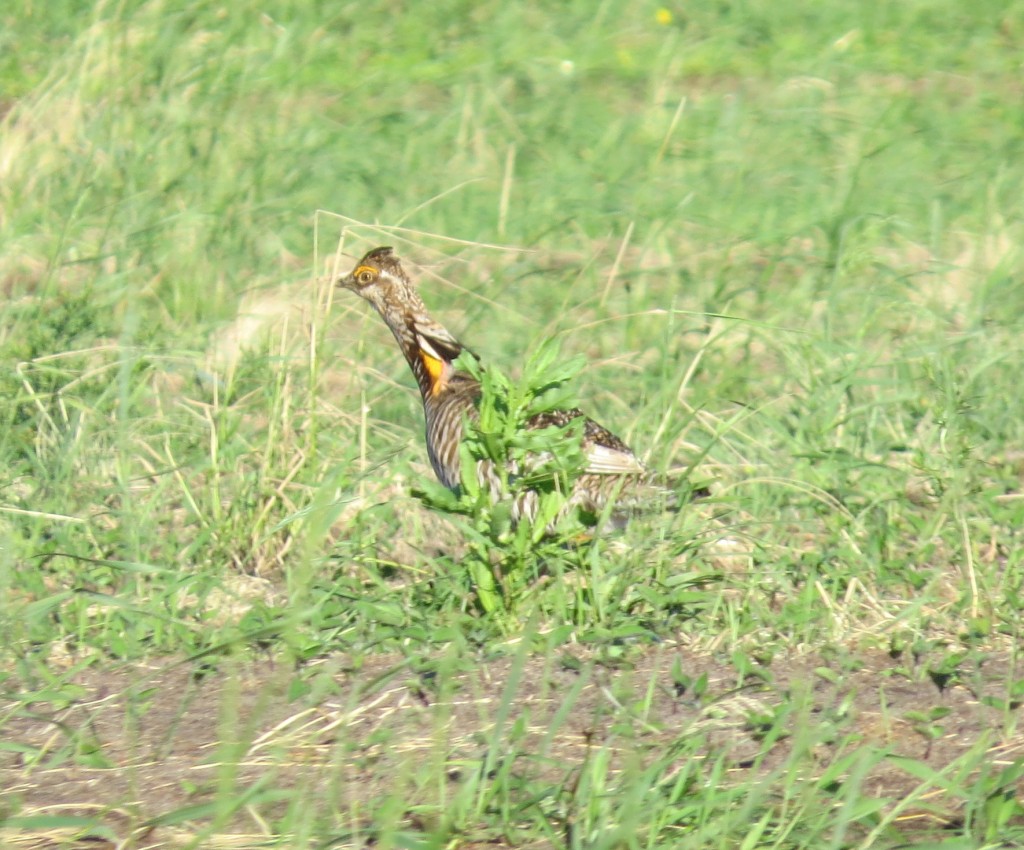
[1,644,1021,847]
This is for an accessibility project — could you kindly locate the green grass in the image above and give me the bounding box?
[2,0,1024,846]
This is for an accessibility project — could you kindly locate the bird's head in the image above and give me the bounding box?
[338,246,412,309]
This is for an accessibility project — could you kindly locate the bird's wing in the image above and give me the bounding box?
[415,322,463,363]
[527,410,647,475]
[583,441,647,475]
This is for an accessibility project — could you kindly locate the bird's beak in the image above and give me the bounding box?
[337,273,354,290]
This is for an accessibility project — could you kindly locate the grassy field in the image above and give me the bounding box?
[2,0,1024,846]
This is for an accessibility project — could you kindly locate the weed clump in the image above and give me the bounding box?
[417,339,592,623]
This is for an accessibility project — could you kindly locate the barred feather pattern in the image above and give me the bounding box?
[338,246,675,527]
[423,374,476,490]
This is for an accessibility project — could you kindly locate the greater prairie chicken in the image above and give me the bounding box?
[338,246,680,526]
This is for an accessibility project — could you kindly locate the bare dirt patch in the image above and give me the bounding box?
[1,643,1021,847]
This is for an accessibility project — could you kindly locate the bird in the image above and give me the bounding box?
[337,246,682,527]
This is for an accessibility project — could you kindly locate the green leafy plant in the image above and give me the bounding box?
[970,759,1024,843]
[417,339,592,625]
[904,706,952,743]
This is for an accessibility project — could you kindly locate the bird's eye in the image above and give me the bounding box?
[357,269,375,284]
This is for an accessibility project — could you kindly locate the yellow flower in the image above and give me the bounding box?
[656,7,673,26]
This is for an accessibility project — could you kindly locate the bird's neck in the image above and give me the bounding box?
[379,294,462,401]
